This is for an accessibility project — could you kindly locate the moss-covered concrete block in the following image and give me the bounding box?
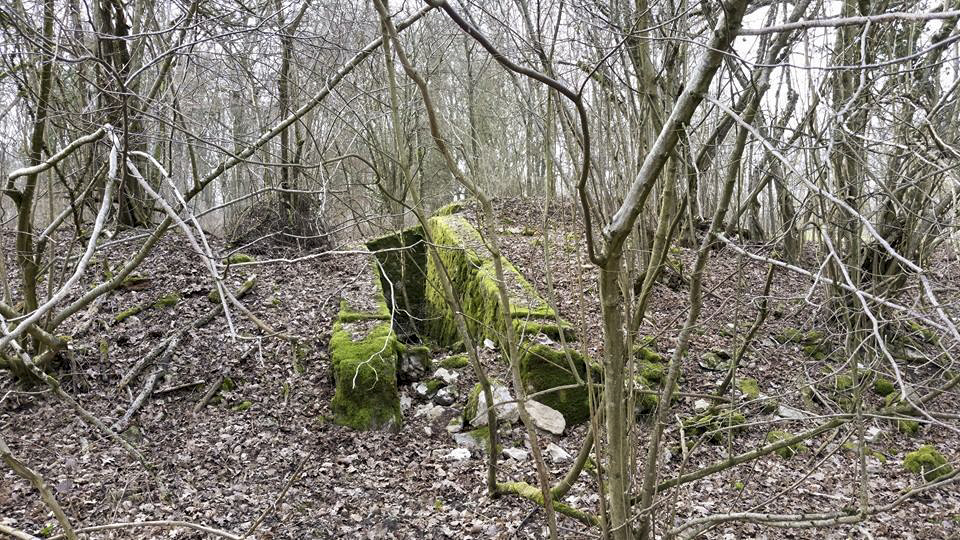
[366,228,427,335]
[329,318,402,431]
[339,257,392,322]
[433,201,466,216]
[424,214,566,347]
[519,344,590,425]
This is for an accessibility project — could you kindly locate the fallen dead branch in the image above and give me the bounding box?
[112,369,162,433]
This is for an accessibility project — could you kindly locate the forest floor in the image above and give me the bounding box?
[2,197,959,539]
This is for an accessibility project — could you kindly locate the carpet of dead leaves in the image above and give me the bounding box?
[1,197,958,539]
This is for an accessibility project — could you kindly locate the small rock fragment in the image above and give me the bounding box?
[503,447,529,461]
[434,367,459,385]
[433,387,457,406]
[777,404,807,420]
[525,400,565,435]
[546,442,571,462]
[446,416,464,434]
[471,383,519,427]
[445,448,471,461]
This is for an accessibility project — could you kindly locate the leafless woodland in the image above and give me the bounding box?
[2,0,960,538]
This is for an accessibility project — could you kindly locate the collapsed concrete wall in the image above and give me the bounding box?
[330,205,597,431]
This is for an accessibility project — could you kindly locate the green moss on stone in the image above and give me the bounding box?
[464,382,484,421]
[907,320,938,345]
[329,320,402,431]
[897,419,920,435]
[873,377,895,396]
[424,377,446,395]
[638,361,665,383]
[433,201,466,216]
[225,253,255,264]
[635,346,663,364]
[153,293,180,309]
[766,430,807,458]
[231,400,253,412]
[514,318,576,342]
[465,425,501,454]
[113,304,144,322]
[519,344,590,425]
[439,355,469,369]
[833,374,855,392]
[738,378,760,400]
[774,327,804,344]
[903,445,952,482]
[634,383,660,415]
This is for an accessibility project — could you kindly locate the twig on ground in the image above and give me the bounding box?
[112,369,163,433]
[194,376,226,413]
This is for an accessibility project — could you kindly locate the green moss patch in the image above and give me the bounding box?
[698,350,731,371]
[514,318,576,342]
[153,292,180,309]
[518,344,591,425]
[903,445,952,482]
[225,253,255,264]
[766,430,807,458]
[634,376,660,415]
[433,201,466,216]
[439,355,469,369]
[906,320,938,345]
[113,304,144,323]
[873,377,895,396]
[424,377,446,395]
[231,400,253,412]
[738,378,760,400]
[897,419,920,435]
[832,373,855,392]
[635,345,663,364]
